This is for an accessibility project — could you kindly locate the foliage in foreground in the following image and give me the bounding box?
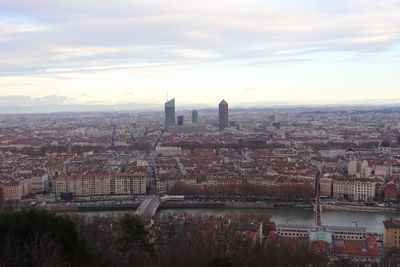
[0,210,351,267]
[0,210,87,267]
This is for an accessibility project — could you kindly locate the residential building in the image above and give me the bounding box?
[384,181,398,202]
[1,184,23,201]
[384,219,400,249]
[348,159,358,176]
[30,173,49,194]
[54,173,147,197]
[333,179,378,201]
[113,173,147,195]
[320,177,333,197]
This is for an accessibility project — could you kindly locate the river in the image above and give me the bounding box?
[160,208,400,233]
[70,207,400,234]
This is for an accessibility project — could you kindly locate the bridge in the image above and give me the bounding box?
[135,195,184,222]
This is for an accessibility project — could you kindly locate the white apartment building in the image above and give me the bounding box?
[113,173,147,195]
[332,178,383,201]
[30,174,49,194]
[1,174,47,201]
[55,173,147,197]
[353,180,376,201]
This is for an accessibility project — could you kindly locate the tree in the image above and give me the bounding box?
[208,256,239,267]
[117,214,152,253]
[0,210,87,267]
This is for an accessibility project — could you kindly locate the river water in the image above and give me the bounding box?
[158,208,399,233]
[73,208,400,234]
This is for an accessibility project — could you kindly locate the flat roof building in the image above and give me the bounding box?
[219,100,228,131]
[165,98,176,130]
[177,115,184,126]
[192,109,198,124]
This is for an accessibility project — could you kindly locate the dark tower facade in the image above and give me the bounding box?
[192,109,198,124]
[177,115,184,126]
[219,100,229,131]
[165,98,175,130]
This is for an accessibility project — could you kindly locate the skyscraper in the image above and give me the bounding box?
[219,100,229,131]
[177,115,184,126]
[165,98,175,130]
[192,109,198,124]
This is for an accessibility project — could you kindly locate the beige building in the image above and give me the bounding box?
[353,180,376,201]
[320,177,333,197]
[55,176,94,197]
[94,176,111,196]
[113,173,147,195]
[348,159,358,176]
[360,160,369,178]
[1,178,33,201]
[30,174,49,194]
[1,184,23,201]
[333,179,377,201]
[333,180,354,200]
[384,219,400,249]
[55,173,147,197]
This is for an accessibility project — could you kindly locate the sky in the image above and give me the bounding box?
[1,0,400,110]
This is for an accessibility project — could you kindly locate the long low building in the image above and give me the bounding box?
[277,224,367,241]
[274,224,381,265]
[54,172,148,197]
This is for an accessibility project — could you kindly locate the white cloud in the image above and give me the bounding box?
[0,16,50,41]
[0,0,399,106]
[0,94,72,105]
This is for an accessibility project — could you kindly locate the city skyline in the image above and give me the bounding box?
[2,1,400,263]
[1,0,400,111]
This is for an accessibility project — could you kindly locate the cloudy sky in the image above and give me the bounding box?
[1,0,400,109]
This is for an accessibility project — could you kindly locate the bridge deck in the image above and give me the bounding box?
[135,196,161,219]
[135,195,184,221]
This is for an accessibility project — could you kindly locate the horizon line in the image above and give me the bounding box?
[2,102,400,115]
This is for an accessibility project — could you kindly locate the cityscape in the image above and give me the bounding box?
[1,0,400,266]
[1,99,400,265]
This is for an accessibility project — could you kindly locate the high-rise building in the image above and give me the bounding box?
[177,115,184,126]
[165,98,175,130]
[192,109,198,124]
[219,100,229,131]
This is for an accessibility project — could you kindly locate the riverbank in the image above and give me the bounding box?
[34,201,400,233]
[322,203,398,213]
[25,200,400,214]
[162,201,400,213]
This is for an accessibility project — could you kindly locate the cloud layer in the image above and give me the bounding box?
[1,0,400,75]
[0,0,400,108]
